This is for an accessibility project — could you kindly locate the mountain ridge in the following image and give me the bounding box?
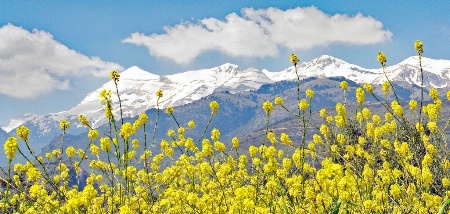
[2,55,450,142]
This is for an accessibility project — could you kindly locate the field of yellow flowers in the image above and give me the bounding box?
[1,41,450,213]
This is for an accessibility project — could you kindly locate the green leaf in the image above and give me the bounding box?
[438,199,450,214]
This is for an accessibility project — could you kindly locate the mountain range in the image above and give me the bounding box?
[1,55,450,165]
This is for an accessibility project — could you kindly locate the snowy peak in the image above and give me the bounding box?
[4,55,450,137]
[120,66,160,80]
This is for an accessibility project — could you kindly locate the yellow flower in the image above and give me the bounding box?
[415,40,423,54]
[120,122,135,139]
[100,137,111,152]
[363,83,373,94]
[60,120,70,131]
[16,125,29,141]
[305,89,314,99]
[280,133,293,146]
[409,99,417,110]
[110,70,120,81]
[274,96,283,106]
[99,89,112,104]
[298,99,309,111]
[88,129,99,141]
[232,137,239,149]
[429,88,439,100]
[4,137,18,159]
[382,81,390,96]
[210,100,219,114]
[211,128,220,141]
[340,81,348,91]
[442,178,450,188]
[319,108,327,118]
[377,52,387,66]
[156,89,163,98]
[290,54,299,66]
[187,120,195,128]
[263,101,274,114]
[165,106,174,114]
[249,146,258,157]
[356,87,365,104]
[66,146,75,158]
[78,114,90,126]
[214,141,225,152]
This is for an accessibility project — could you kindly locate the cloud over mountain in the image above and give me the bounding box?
[123,6,392,64]
[0,24,123,98]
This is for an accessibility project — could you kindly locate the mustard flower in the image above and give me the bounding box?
[305,89,314,99]
[110,70,120,81]
[267,132,277,145]
[340,81,348,91]
[16,125,29,141]
[372,115,381,126]
[320,124,329,137]
[4,137,18,159]
[249,146,258,157]
[298,99,309,111]
[355,87,365,104]
[187,120,195,128]
[100,137,111,152]
[382,81,390,96]
[335,103,346,116]
[363,83,373,94]
[335,115,345,127]
[290,54,299,66]
[99,89,112,104]
[90,144,100,155]
[210,100,219,113]
[409,99,417,110]
[211,128,220,141]
[319,108,327,119]
[59,119,70,131]
[447,90,450,100]
[66,146,75,158]
[415,40,423,54]
[156,89,163,98]
[132,139,139,149]
[385,112,393,121]
[427,121,438,133]
[262,101,274,114]
[214,141,225,152]
[274,96,283,106]
[377,52,387,66]
[78,114,90,126]
[88,129,99,141]
[391,100,403,116]
[232,137,239,149]
[280,133,293,146]
[120,122,135,139]
[442,178,450,188]
[165,106,174,114]
[429,88,439,100]
[138,113,149,124]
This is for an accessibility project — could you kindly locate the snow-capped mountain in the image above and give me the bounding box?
[3,55,450,145]
[1,63,273,139]
[372,56,450,88]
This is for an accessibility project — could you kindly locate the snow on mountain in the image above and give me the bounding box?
[371,56,450,88]
[3,55,450,139]
[266,55,382,83]
[1,63,272,134]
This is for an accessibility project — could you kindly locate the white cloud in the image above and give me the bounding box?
[123,6,392,64]
[0,24,123,98]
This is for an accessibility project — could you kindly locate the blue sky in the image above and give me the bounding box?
[0,1,449,126]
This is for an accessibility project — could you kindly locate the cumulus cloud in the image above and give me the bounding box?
[123,6,392,64]
[0,24,123,98]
